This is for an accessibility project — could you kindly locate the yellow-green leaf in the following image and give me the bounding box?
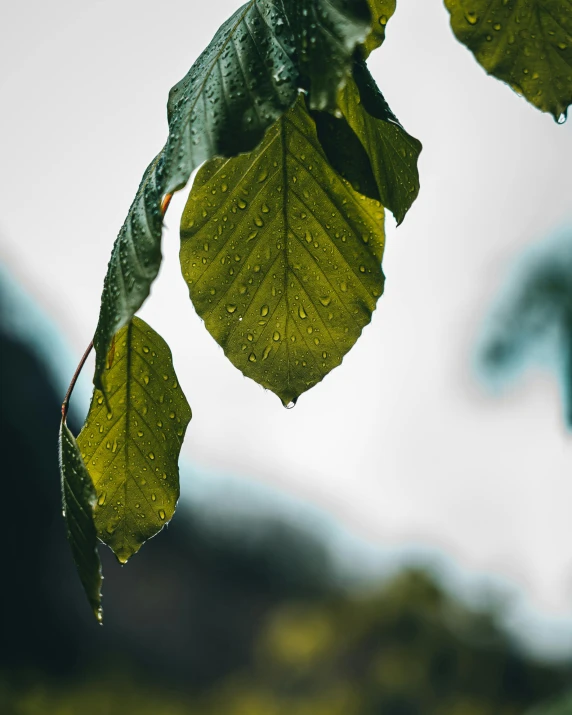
[445,0,572,121]
[59,421,103,623]
[365,0,397,56]
[180,96,385,407]
[337,61,422,225]
[77,317,192,563]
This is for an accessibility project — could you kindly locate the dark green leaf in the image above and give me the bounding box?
[445,0,572,121]
[92,153,165,393]
[180,97,385,406]
[163,0,372,196]
[59,421,103,623]
[78,317,192,563]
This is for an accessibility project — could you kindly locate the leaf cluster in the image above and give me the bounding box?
[58,0,572,619]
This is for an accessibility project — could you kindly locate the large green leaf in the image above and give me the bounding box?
[59,421,103,622]
[180,97,385,406]
[92,153,165,393]
[78,317,192,563]
[365,0,397,56]
[92,0,375,391]
[336,61,422,225]
[445,0,572,121]
[163,0,372,196]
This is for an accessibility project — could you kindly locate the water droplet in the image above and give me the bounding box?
[98,493,106,506]
[226,304,237,313]
[319,295,331,307]
[298,305,307,319]
[237,198,247,209]
[149,452,155,460]
[151,493,156,501]
[248,352,257,362]
[273,331,280,341]
[143,375,150,385]
[159,510,166,520]
[260,304,269,317]
[465,11,479,25]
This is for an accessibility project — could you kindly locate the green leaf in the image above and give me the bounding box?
[92,0,375,391]
[78,317,192,563]
[364,0,397,56]
[336,61,422,225]
[92,153,165,393]
[445,0,572,121]
[163,0,372,196]
[180,97,385,407]
[59,421,103,623]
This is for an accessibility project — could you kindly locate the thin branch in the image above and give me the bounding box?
[61,339,94,423]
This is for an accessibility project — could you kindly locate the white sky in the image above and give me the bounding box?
[1,0,572,625]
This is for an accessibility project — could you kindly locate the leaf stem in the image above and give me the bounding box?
[61,339,94,423]
[161,192,174,215]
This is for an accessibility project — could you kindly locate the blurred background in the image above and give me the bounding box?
[1,0,572,713]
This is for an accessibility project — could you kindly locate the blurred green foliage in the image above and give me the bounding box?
[3,570,570,714]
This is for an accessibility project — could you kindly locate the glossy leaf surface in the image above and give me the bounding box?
[336,61,422,225]
[93,154,165,392]
[164,0,372,196]
[365,0,397,56]
[180,98,385,406]
[78,318,192,563]
[445,0,572,121]
[59,422,103,622]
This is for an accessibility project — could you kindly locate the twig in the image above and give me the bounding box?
[61,340,94,423]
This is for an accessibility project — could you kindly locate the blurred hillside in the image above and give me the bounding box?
[1,264,571,714]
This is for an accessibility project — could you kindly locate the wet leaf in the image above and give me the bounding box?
[59,421,103,622]
[335,61,422,225]
[92,153,165,393]
[180,96,385,406]
[92,1,375,391]
[445,0,572,121]
[164,0,372,197]
[365,0,397,56]
[78,317,192,563]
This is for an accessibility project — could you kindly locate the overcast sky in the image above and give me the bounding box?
[1,0,572,624]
